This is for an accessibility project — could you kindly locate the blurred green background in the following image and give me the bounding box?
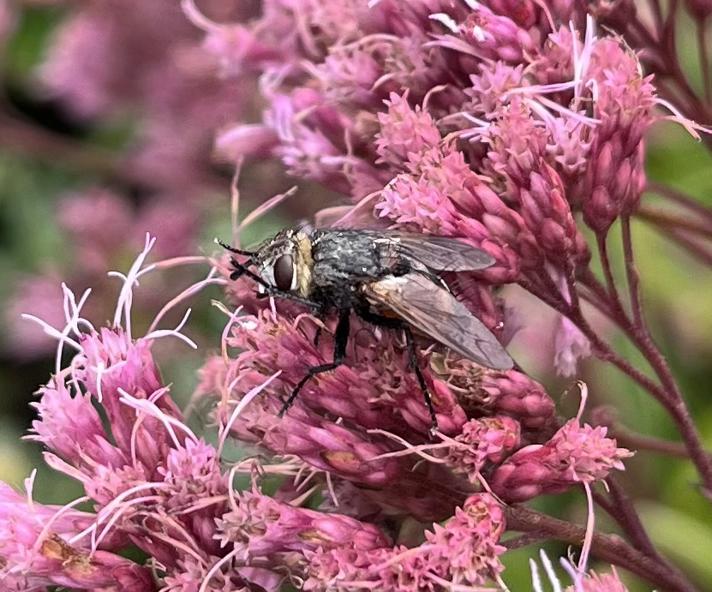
[1,3,711,591]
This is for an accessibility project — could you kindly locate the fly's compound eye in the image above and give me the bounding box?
[273,254,295,291]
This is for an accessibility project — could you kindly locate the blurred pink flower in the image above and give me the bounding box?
[0,0,16,47]
[686,0,712,19]
[39,0,243,192]
[8,187,201,359]
[5,274,66,359]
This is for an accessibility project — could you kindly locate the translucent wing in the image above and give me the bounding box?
[375,232,495,271]
[363,273,513,370]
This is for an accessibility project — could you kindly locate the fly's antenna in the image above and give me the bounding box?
[214,237,255,257]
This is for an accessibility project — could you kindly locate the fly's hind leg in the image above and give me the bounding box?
[279,309,350,417]
[403,326,438,435]
[355,306,438,434]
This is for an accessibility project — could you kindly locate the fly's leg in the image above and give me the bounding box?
[403,325,438,435]
[355,305,438,434]
[279,309,350,417]
[313,326,323,348]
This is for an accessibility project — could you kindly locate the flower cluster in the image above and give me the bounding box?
[0,230,633,590]
[5,0,708,589]
[187,0,668,382]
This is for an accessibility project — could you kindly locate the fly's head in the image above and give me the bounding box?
[252,229,299,292]
[227,229,312,296]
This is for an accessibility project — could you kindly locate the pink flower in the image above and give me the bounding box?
[29,378,127,472]
[375,92,441,168]
[566,568,630,591]
[303,493,506,591]
[217,486,390,560]
[72,328,181,474]
[0,484,150,591]
[491,420,634,502]
[219,308,467,439]
[157,439,227,554]
[446,416,521,483]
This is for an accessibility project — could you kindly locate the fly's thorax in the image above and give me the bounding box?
[294,230,313,298]
[254,228,314,297]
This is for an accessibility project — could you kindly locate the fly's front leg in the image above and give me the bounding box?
[279,308,350,416]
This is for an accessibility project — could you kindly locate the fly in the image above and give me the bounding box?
[218,227,513,433]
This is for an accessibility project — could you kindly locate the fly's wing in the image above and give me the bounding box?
[363,273,513,370]
[375,232,495,271]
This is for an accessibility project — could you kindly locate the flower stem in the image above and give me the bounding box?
[604,477,659,558]
[620,217,645,329]
[665,229,712,266]
[697,20,712,104]
[636,206,712,240]
[596,233,627,318]
[576,271,712,499]
[646,182,712,223]
[611,422,712,461]
[504,505,697,592]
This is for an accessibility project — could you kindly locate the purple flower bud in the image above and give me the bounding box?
[491,420,634,502]
[487,0,539,27]
[214,123,279,161]
[586,0,637,29]
[459,6,535,63]
[581,39,655,234]
[430,357,556,434]
[266,414,403,486]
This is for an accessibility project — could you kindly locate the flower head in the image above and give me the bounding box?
[492,419,634,502]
